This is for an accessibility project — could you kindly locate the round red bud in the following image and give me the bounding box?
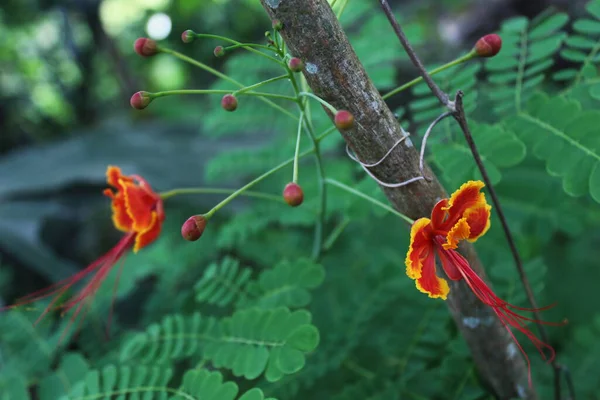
[214,46,226,58]
[130,91,152,110]
[288,57,304,72]
[283,182,304,207]
[134,38,159,57]
[181,215,207,241]
[334,110,354,130]
[181,30,195,43]
[474,34,502,58]
[272,19,283,31]
[221,94,238,111]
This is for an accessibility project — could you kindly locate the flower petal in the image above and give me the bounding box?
[441,180,486,226]
[415,251,450,300]
[133,211,161,252]
[464,202,491,242]
[104,189,133,232]
[430,198,449,229]
[122,181,158,232]
[443,217,470,250]
[106,166,133,192]
[405,218,433,279]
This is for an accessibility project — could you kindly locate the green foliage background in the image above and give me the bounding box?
[1,0,599,399]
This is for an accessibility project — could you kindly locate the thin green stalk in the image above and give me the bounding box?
[160,187,284,203]
[234,74,289,95]
[381,51,477,100]
[325,178,414,224]
[204,147,316,219]
[151,89,296,102]
[293,112,304,182]
[323,216,351,250]
[160,47,298,121]
[190,33,283,64]
[297,91,337,113]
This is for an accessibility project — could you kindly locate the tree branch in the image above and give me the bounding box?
[259,0,533,398]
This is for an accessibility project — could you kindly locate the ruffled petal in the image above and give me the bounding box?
[104,189,133,232]
[415,250,449,300]
[443,217,470,250]
[122,181,158,232]
[430,198,449,229]
[133,211,161,252]
[440,181,487,228]
[405,218,433,279]
[106,166,133,192]
[464,202,491,242]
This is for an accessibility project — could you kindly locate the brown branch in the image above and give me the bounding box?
[259,0,534,398]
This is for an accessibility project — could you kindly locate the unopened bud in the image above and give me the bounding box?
[181,215,207,241]
[130,91,152,110]
[181,30,195,43]
[334,110,354,130]
[221,94,238,111]
[474,34,502,58]
[288,57,304,72]
[134,38,159,57]
[272,19,283,31]
[213,45,226,58]
[283,182,304,207]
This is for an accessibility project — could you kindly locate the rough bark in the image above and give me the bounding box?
[259,0,534,398]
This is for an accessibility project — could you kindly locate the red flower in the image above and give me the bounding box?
[405,180,555,380]
[4,166,164,336]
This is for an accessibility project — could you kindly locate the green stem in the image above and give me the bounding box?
[297,92,338,113]
[190,33,283,65]
[316,126,337,142]
[159,187,284,203]
[293,112,304,183]
[290,74,327,260]
[160,47,298,121]
[381,50,477,100]
[323,216,351,250]
[150,89,296,102]
[204,147,320,219]
[233,74,289,95]
[325,178,414,224]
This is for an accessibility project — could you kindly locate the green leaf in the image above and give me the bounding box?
[507,93,600,202]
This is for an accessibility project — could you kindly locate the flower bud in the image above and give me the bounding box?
[474,34,502,58]
[288,57,304,72]
[134,38,159,57]
[334,110,354,130]
[272,19,283,31]
[283,182,304,207]
[214,46,226,57]
[130,91,152,110]
[221,94,238,111]
[181,215,207,241]
[181,30,195,43]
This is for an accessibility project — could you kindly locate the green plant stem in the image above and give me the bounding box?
[200,124,337,219]
[190,33,282,64]
[233,74,289,95]
[297,91,338,113]
[323,216,351,250]
[289,71,327,260]
[381,50,477,100]
[150,89,296,102]
[325,179,414,224]
[292,112,304,183]
[160,47,297,121]
[159,187,284,203]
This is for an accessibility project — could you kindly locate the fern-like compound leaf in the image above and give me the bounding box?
[195,257,253,307]
[485,13,568,114]
[119,308,319,382]
[506,93,600,202]
[171,369,277,400]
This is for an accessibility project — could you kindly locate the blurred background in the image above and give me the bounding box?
[0,0,598,399]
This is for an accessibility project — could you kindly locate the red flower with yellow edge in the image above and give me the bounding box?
[4,166,164,337]
[406,180,555,380]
